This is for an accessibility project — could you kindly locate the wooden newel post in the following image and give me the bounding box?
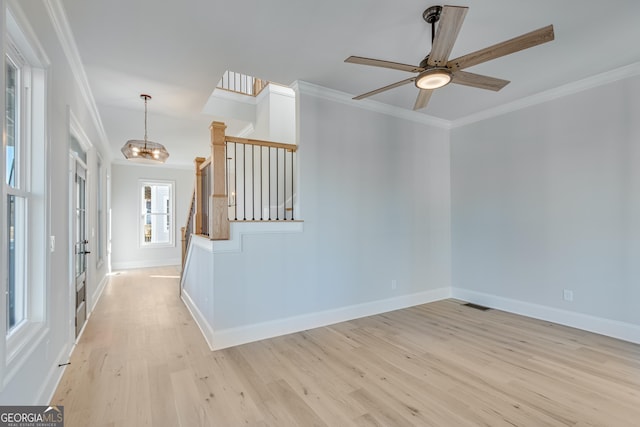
[210,121,230,240]
[193,157,206,235]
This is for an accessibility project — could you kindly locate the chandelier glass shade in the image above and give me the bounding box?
[121,94,169,163]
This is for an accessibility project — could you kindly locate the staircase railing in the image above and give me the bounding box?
[216,71,269,97]
[225,136,297,221]
[181,189,196,272]
[181,121,299,266]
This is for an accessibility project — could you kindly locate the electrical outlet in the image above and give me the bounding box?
[563,289,573,302]
[391,280,397,290]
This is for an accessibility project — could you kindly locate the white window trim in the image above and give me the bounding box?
[138,179,175,248]
[96,152,104,269]
[1,5,49,389]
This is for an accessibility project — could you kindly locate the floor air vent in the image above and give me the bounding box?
[463,303,491,311]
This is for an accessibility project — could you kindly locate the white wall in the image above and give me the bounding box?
[0,0,111,404]
[110,164,194,269]
[184,86,451,346]
[451,73,640,330]
[202,83,296,144]
[251,84,296,144]
[202,89,256,125]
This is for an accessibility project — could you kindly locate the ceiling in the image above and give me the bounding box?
[60,0,640,167]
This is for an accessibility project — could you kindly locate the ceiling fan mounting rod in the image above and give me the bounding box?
[423,5,442,43]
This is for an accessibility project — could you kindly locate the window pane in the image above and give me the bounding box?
[141,183,172,245]
[70,135,87,164]
[97,160,103,263]
[5,60,18,187]
[143,214,171,244]
[7,195,26,331]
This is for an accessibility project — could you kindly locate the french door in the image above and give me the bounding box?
[73,159,89,337]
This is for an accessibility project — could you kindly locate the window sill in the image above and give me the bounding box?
[4,321,47,388]
[140,243,176,249]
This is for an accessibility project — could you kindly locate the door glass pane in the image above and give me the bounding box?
[75,172,87,277]
[5,60,18,187]
[7,195,26,331]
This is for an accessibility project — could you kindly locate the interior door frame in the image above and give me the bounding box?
[73,157,88,337]
[69,152,89,340]
[68,109,93,343]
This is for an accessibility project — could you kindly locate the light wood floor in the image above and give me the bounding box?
[52,268,640,426]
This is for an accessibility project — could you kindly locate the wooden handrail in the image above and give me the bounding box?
[181,189,196,277]
[199,158,211,170]
[225,136,298,152]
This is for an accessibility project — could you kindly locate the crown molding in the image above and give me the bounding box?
[452,61,640,128]
[6,2,51,67]
[267,83,296,99]
[43,0,111,162]
[291,81,451,129]
[292,62,640,131]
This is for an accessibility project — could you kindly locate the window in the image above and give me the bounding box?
[96,155,104,266]
[5,59,18,188]
[139,180,174,247]
[2,8,48,377]
[5,49,27,332]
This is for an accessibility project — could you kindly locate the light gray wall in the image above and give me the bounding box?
[110,164,194,269]
[211,91,452,329]
[451,74,640,325]
[0,0,111,404]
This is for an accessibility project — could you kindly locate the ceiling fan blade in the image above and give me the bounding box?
[427,6,469,67]
[448,25,554,71]
[345,56,423,73]
[413,89,433,110]
[452,71,510,91]
[353,77,416,100]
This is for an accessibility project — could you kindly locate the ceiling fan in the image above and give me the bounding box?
[345,5,554,110]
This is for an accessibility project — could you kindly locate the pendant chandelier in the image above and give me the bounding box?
[121,94,169,163]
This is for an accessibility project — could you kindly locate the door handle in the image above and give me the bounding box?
[79,251,91,255]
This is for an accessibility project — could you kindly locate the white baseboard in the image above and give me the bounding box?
[451,288,640,345]
[89,274,108,313]
[38,338,72,405]
[181,289,216,351]
[210,287,451,350]
[111,258,180,270]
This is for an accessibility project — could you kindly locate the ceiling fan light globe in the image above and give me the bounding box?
[415,68,452,90]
